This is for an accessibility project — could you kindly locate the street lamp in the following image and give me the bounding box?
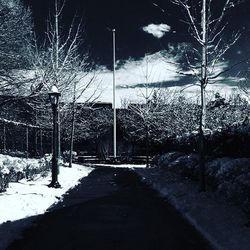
[48,85,61,188]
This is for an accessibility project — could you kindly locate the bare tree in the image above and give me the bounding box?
[0,0,33,97]
[29,0,93,94]
[28,0,97,165]
[170,0,243,191]
[121,55,178,166]
[126,91,173,166]
[73,106,113,159]
[67,76,97,167]
[123,56,157,166]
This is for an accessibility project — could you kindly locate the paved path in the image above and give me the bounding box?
[7,167,212,250]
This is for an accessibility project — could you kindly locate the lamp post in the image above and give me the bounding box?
[48,85,61,188]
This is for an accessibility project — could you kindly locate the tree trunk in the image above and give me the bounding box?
[3,123,6,153]
[199,90,206,191]
[69,82,76,168]
[55,0,61,160]
[26,126,29,159]
[35,128,38,156]
[40,128,43,157]
[199,0,208,192]
[55,0,59,72]
[95,137,98,157]
[146,124,149,167]
[69,101,76,168]
[34,108,38,156]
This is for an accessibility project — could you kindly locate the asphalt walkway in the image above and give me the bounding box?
[7,167,212,250]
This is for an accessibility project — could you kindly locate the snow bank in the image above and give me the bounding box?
[135,168,250,250]
[156,153,250,212]
[0,154,51,192]
[0,163,92,224]
[0,163,93,250]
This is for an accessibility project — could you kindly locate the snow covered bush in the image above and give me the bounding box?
[169,154,199,180]
[157,152,184,168]
[38,154,51,167]
[1,156,25,183]
[4,150,26,158]
[212,158,250,211]
[0,154,51,192]
[157,152,199,180]
[157,152,250,218]
[24,159,49,180]
[0,162,10,192]
[62,150,77,162]
[0,174,9,192]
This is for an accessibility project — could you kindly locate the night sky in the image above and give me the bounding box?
[22,0,250,68]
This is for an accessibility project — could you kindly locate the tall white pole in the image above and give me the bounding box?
[112,29,117,158]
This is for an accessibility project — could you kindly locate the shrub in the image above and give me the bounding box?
[0,154,51,193]
[158,152,184,168]
[0,164,10,192]
[158,152,250,219]
[62,150,77,162]
[161,153,199,180]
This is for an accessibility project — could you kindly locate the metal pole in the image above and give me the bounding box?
[112,29,117,159]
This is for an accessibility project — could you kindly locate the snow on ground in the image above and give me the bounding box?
[0,163,93,250]
[135,168,250,250]
[0,163,144,225]
[0,164,93,224]
[2,161,249,249]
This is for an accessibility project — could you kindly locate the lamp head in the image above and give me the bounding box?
[49,85,61,106]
